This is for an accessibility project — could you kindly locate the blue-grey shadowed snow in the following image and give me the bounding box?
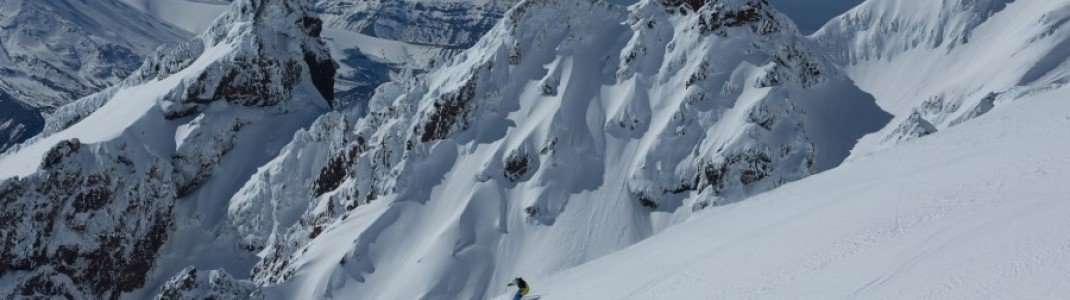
[767,0,864,34]
[334,48,397,110]
[0,91,44,152]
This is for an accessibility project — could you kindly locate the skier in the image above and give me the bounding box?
[507,277,530,300]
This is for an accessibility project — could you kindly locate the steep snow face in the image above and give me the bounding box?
[0,0,334,298]
[501,84,1070,300]
[228,0,888,298]
[0,0,189,150]
[813,0,1070,155]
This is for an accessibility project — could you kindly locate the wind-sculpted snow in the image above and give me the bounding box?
[0,0,189,151]
[0,0,335,297]
[813,0,1070,155]
[229,0,888,298]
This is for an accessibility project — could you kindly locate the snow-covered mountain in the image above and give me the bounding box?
[515,0,1070,297]
[115,0,517,109]
[1,0,1067,298]
[812,0,1070,156]
[0,0,335,297]
[0,0,189,150]
[222,0,886,298]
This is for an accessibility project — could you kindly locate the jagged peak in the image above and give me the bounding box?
[662,0,795,37]
[201,0,326,45]
[92,0,335,116]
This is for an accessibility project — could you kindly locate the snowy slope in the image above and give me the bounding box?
[225,0,887,298]
[0,0,189,150]
[813,0,1070,156]
[0,0,335,297]
[500,84,1070,300]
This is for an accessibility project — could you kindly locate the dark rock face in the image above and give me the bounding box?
[661,0,782,36]
[503,151,532,182]
[304,47,339,108]
[0,141,178,299]
[662,0,713,12]
[313,137,366,197]
[699,1,780,35]
[186,56,303,107]
[40,139,82,169]
[420,78,479,143]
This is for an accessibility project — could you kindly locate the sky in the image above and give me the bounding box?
[766,0,865,34]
